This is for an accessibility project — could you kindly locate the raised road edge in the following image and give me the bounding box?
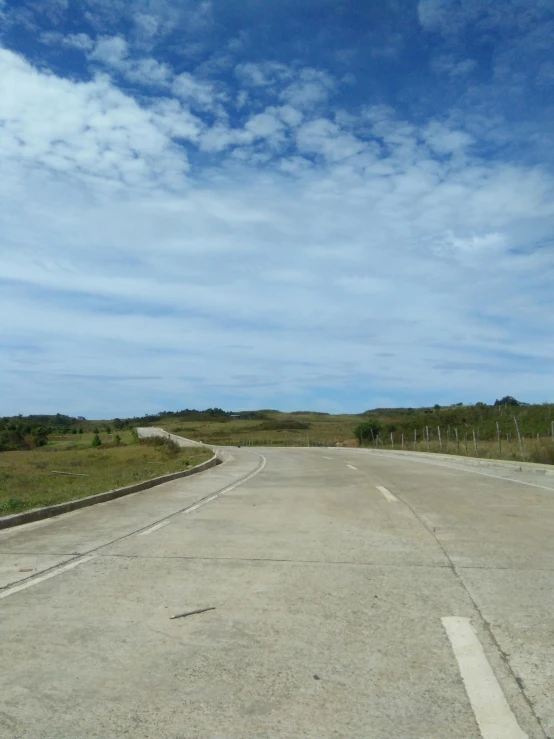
[0,450,222,531]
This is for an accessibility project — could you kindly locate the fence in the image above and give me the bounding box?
[359,416,554,465]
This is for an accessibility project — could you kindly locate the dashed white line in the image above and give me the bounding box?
[138,521,169,536]
[0,555,96,600]
[376,485,398,502]
[346,464,358,470]
[442,617,528,739]
[323,456,332,460]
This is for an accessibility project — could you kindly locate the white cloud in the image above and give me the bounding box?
[423,120,474,154]
[417,0,450,32]
[171,71,224,110]
[1,33,554,414]
[89,35,128,66]
[431,55,477,77]
[235,61,292,88]
[64,33,95,52]
[280,68,336,109]
[296,118,366,161]
[277,105,303,127]
[0,48,190,187]
[245,111,285,143]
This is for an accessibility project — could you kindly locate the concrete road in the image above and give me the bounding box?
[1,446,553,738]
[136,426,204,447]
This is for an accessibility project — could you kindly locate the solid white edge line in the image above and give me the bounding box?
[376,485,398,502]
[138,521,170,536]
[342,449,554,493]
[346,464,358,470]
[0,555,97,600]
[184,453,267,515]
[442,617,528,739]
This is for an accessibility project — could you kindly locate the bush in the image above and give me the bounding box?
[258,420,310,431]
[139,436,180,455]
[354,421,383,444]
[91,434,102,447]
[115,434,122,446]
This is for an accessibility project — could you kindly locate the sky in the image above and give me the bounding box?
[1,0,554,418]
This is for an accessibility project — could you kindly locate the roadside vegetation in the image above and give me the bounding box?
[2,395,554,517]
[0,429,212,516]
[136,397,554,465]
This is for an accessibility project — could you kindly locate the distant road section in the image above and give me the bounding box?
[136,425,204,447]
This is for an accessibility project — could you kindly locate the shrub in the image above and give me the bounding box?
[91,433,102,447]
[139,436,180,455]
[115,434,122,446]
[258,420,310,431]
[354,421,383,444]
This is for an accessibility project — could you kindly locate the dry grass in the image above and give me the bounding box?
[162,412,554,465]
[364,436,554,465]
[0,436,212,515]
[164,412,358,447]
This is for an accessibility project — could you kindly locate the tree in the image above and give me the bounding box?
[494,396,520,407]
[354,421,382,445]
[114,434,122,445]
[91,433,102,447]
[105,425,112,434]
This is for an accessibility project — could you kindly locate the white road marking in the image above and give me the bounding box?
[348,449,554,493]
[442,617,528,739]
[0,555,96,600]
[138,521,169,536]
[323,456,332,460]
[376,485,398,502]
[346,463,358,470]
[184,453,267,515]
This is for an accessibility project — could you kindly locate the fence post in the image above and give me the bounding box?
[426,425,430,451]
[472,429,478,456]
[414,429,417,450]
[496,421,502,456]
[455,428,460,455]
[437,426,442,452]
[390,432,394,449]
[514,416,525,459]
[401,433,404,450]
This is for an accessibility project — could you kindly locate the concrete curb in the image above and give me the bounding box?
[0,452,221,531]
[340,447,554,477]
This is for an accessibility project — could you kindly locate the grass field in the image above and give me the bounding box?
[159,410,554,465]
[0,433,212,516]
[163,412,358,447]
[362,435,554,465]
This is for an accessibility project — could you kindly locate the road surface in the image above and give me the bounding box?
[1,445,553,738]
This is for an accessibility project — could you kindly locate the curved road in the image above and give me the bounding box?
[1,445,553,738]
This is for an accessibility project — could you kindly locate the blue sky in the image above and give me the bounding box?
[1,0,554,418]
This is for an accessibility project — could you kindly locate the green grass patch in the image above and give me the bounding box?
[0,438,212,516]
